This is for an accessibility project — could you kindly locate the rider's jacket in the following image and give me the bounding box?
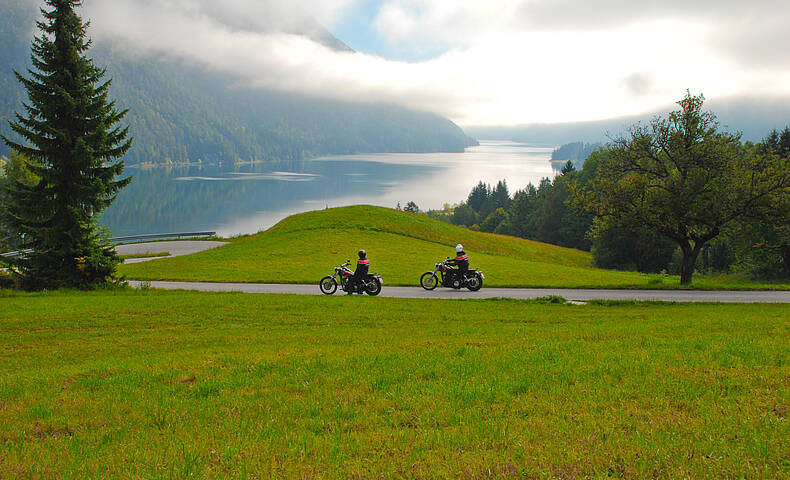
[448,251,469,271]
[354,258,370,277]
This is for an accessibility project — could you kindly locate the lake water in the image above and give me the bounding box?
[101,141,556,237]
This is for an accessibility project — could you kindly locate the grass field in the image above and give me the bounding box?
[1,289,788,478]
[118,206,789,290]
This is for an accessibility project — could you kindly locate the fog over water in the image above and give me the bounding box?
[101,141,555,237]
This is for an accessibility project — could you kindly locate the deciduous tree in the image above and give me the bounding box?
[575,93,790,284]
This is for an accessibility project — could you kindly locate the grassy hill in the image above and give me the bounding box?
[118,206,786,289]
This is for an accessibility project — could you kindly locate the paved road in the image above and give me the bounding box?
[127,281,790,303]
[116,241,228,264]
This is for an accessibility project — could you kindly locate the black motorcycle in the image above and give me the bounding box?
[320,260,383,296]
[420,258,484,291]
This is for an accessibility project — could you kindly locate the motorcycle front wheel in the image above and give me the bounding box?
[420,272,439,290]
[466,273,483,292]
[365,278,382,296]
[319,276,337,295]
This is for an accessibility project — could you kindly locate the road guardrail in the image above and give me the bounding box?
[110,232,217,243]
[1,232,217,259]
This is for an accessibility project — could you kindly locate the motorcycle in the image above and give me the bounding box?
[320,260,383,296]
[420,258,484,291]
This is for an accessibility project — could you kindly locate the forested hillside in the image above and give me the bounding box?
[550,141,602,170]
[0,0,477,165]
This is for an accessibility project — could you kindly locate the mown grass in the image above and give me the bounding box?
[118,206,789,290]
[1,289,788,478]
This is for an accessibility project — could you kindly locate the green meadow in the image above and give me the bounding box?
[118,206,789,290]
[1,289,788,478]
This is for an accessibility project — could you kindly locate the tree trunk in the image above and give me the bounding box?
[680,245,701,285]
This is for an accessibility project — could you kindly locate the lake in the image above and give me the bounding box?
[101,141,556,237]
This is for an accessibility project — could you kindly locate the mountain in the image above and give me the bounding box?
[465,96,790,146]
[0,1,477,165]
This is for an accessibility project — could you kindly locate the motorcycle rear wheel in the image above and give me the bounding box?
[365,278,382,296]
[319,276,337,295]
[420,272,439,290]
[466,273,483,292]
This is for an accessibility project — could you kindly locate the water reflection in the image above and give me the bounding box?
[100,141,555,237]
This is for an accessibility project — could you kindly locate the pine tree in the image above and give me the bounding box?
[491,180,511,210]
[466,181,490,213]
[1,0,132,290]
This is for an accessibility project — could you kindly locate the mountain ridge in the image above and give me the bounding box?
[464,95,790,146]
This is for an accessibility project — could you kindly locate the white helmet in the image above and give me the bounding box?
[455,244,464,253]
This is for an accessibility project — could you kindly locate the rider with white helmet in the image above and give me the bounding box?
[447,244,469,286]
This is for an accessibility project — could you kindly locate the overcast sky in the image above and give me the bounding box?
[76,0,790,126]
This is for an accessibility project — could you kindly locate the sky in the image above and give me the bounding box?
[75,0,790,126]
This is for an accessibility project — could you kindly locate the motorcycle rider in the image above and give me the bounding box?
[446,244,469,287]
[347,249,370,294]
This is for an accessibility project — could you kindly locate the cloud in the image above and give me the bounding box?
[712,17,790,69]
[82,0,467,114]
[77,0,790,126]
[514,0,789,29]
[372,0,790,70]
[622,73,653,97]
[98,0,357,33]
[373,1,520,49]
[518,0,790,70]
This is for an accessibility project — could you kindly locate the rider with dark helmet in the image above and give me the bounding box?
[447,244,468,286]
[348,249,370,294]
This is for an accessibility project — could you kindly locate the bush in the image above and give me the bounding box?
[0,270,18,290]
[480,208,508,233]
[404,201,420,214]
[451,203,478,227]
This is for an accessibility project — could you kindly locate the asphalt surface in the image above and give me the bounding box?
[127,281,790,303]
[116,241,228,264]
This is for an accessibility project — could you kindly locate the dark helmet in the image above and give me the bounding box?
[358,249,366,259]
